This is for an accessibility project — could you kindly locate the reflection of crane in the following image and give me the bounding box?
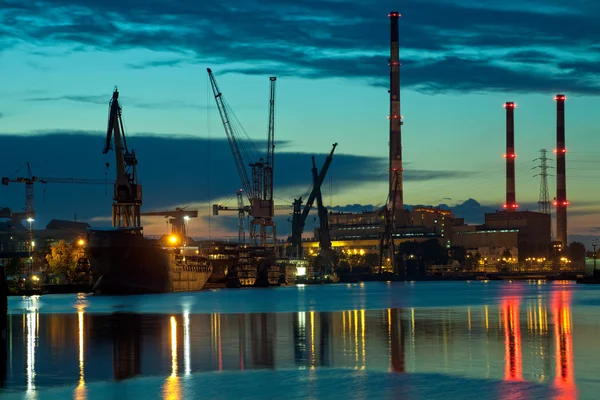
[2,161,108,255]
[141,207,197,245]
[103,88,142,228]
[207,69,276,248]
[289,143,337,257]
[379,171,400,274]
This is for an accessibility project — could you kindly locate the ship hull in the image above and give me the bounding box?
[87,228,212,295]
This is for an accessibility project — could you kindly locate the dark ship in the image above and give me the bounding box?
[88,228,212,294]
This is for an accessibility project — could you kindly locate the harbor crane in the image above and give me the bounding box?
[289,143,337,257]
[213,190,294,245]
[379,171,400,274]
[207,69,276,248]
[311,154,334,274]
[103,87,142,228]
[2,162,108,256]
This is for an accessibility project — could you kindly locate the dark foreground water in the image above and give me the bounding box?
[1,281,600,399]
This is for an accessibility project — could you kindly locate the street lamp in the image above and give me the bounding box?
[593,239,598,272]
[183,216,190,247]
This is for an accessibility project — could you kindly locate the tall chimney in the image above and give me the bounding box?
[555,94,568,247]
[504,102,517,211]
[388,11,404,222]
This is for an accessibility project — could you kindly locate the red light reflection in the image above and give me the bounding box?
[552,290,576,400]
[502,299,523,381]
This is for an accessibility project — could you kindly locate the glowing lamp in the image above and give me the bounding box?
[169,235,178,244]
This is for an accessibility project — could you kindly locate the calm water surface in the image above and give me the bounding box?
[1,281,600,399]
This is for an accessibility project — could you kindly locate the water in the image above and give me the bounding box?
[1,281,600,399]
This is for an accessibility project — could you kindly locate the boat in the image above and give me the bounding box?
[577,269,600,284]
[87,227,213,294]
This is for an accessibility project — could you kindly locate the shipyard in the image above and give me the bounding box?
[1,1,600,399]
[0,14,595,294]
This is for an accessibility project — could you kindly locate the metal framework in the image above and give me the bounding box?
[104,88,142,228]
[207,69,276,248]
[533,149,553,214]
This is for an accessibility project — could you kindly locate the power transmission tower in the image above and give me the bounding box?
[533,149,553,214]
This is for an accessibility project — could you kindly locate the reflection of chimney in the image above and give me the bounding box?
[390,309,405,373]
[555,94,568,247]
[504,102,517,211]
[388,11,404,222]
[502,300,523,381]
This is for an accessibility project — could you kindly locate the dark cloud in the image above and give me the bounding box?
[24,94,200,109]
[127,59,191,69]
[0,131,478,230]
[1,0,599,94]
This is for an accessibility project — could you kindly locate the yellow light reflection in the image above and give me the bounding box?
[342,311,346,345]
[74,310,86,400]
[354,310,358,368]
[360,310,366,370]
[170,316,178,377]
[468,307,471,332]
[484,305,489,332]
[310,311,315,369]
[26,308,38,394]
[183,312,191,376]
[163,316,182,400]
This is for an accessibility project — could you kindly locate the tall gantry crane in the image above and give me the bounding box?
[2,162,108,256]
[207,69,276,248]
[289,143,337,257]
[103,87,142,228]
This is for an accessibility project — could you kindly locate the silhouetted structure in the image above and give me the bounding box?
[113,313,141,380]
[388,11,404,223]
[555,94,568,247]
[504,102,517,211]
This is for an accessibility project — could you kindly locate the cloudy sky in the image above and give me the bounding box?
[1,0,599,241]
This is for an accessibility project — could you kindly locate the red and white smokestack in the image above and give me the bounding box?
[503,102,517,211]
[555,94,568,247]
[388,11,404,220]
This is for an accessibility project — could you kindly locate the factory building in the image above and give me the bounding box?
[453,211,551,264]
[305,206,454,255]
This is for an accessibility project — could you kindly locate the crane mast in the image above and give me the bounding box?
[264,77,276,204]
[379,171,400,274]
[104,88,142,228]
[312,156,332,254]
[207,69,252,197]
[207,68,277,248]
[289,143,337,256]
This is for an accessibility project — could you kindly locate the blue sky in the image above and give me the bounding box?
[1,0,599,242]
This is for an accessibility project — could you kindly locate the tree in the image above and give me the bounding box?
[6,256,22,276]
[45,240,78,279]
[567,241,586,264]
[450,246,467,264]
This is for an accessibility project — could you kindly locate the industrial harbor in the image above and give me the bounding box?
[0,12,597,295]
[2,1,600,399]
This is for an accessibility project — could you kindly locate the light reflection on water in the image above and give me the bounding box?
[0,282,596,399]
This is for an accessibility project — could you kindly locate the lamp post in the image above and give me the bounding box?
[593,239,598,272]
[184,216,190,247]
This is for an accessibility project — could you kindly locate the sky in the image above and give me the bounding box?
[1,0,599,244]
